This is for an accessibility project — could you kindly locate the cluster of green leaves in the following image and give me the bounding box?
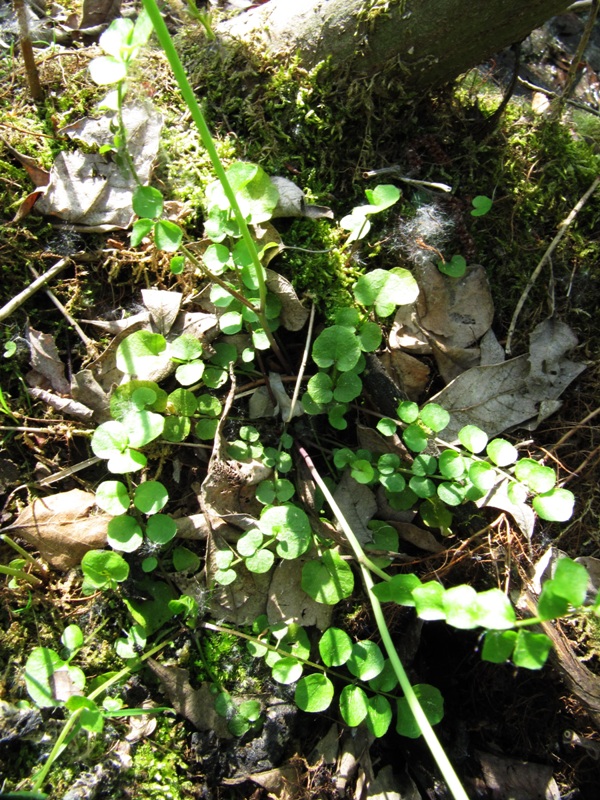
[332,401,575,536]
[91,330,226,470]
[246,616,442,739]
[373,556,598,670]
[303,268,419,429]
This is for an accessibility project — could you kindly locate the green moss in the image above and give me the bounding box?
[128,718,194,800]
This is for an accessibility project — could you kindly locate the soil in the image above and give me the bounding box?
[1,3,600,800]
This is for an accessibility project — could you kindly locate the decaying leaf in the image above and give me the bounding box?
[28,387,94,421]
[477,751,560,800]
[140,289,182,336]
[26,325,71,395]
[146,659,233,738]
[431,318,585,440]
[267,557,333,630]
[35,102,163,230]
[333,472,377,546]
[391,261,494,382]
[266,270,310,331]
[3,489,108,570]
[390,521,444,553]
[379,349,430,401]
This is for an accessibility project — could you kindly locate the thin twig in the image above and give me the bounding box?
[285,303,315,423]
[505,175,600,354]
[27,264,97,353]
[0,258,70,322]
[518,77,600,119]
[551,0,599,120]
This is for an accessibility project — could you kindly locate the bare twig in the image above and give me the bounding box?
[27,264,98,354]
[0,258,70,322]
[285,303,316,423]
[551,0,599,120]
[505,175,600,354]
[517,77,600,119]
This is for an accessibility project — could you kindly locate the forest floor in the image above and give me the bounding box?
[1,3,600,800]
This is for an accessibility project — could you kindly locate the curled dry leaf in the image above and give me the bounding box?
[266,269,310,331]
[3,489,108,570]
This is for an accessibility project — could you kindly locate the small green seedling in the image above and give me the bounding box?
[340,184,401,243]
[470,195,493,217]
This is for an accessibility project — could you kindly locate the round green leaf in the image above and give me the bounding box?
[169,335,203,362]
[333,371,362,403]
[133,185,163,219]
[294,674,334,712]
[403,423,429,453]
[163,415,191,442]
[301,549,354,604]
[318,627,353,667]
[307,372,334,405]
[95,480,130,515]
[259,505,312,560]
[420,404,450,432]
[471,195,493,217]
[81,549,129,590]
[154,219,183,252]
[397,401,419,423]
[468,461,497,492]
[116,330,168,377]
[438,450,465,479]
[25,648,66,707]
[365,694,393,738]
[219,310,243,335]
[514,458,556,493]
[474,588,517,629]
[376,418,397,437]
[172,546,201,573]
[245,549,275,573]
[532,488,575,522]
[486,438,518,467]
[312,326,361,372]
[237,529,263,557]
[367,659,398,692]
[107,515,143,553]
[339,684,368,727]
[122,409,164,448]
[91,420,129,458]
[346,640,384,681]
[272,657,303,685]
[175,361,205,386]
[133,481,168,514]
[353,268,419,317]
[458,425,488,454]
[88,55,127,85]
[146,514,177,545]
[61,624,84,653]
[442,585,480,629]
[438,254,467,278]
[358,321,383,352]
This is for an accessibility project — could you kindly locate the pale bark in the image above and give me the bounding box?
[218,0,572,89]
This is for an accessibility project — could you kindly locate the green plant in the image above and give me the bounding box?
[24,624,171,792]
[10,6,592,799]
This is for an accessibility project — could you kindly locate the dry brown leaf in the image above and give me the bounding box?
[3,489,108,570]
[391,261,494,353]
[267,557,333,630]
[477,751,560,800]
[266,269,310,331]
[146,659,233,738]
[380,349,430,401]
[390,521,444,553]
[26,326,71,395]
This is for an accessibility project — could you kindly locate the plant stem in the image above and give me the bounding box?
[297,444,469,800]
[361,565,469,800]
[0,565,42,586]
[140,0,267,315]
